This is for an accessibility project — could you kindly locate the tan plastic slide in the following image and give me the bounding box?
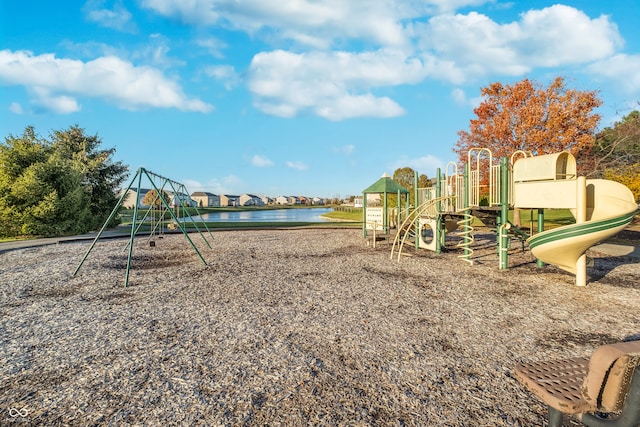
[527,179,637,274]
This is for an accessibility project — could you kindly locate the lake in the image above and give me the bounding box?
[190,207,333,223]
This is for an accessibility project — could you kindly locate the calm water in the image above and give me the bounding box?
[190,207,333,222]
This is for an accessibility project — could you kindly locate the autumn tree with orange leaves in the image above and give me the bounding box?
[454,77,602,164]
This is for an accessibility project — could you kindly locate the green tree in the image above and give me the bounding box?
[576,110,640,180]
[0,127,90,236]
[0,127,47,236]
[50,125,128,230]
[393,167,415,191]
[142,189,170,208]
[604,164,640,203]
[0,126,128,237]
[417,174,430,188]
[392,167,428,206]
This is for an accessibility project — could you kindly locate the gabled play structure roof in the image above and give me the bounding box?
[363,173,409,194]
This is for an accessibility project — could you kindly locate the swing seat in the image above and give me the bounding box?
[514,337,640,427]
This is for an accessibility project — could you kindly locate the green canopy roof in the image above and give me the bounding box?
[362,174,409,194]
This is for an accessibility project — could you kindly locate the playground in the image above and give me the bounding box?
[1,226,639,426]
[2,149,639,425]
[362,149,638,288]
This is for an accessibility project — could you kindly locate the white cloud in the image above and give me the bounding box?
[286,160,309,171]
[140,0,504,49]
[316,94,404,121]
[139,2,628,119]
[391,154,445,174]
[140,0,220,25]
[415,5,622,82]
[250,154,274,167]
[0,49,213,113]
[247,49,426,120]
[516,5,622,66]
[333,144,355,155]
[451,88,467,105]
[416,12,524,80]
[33,90,81,114]
[205,65,241,90]
[132,34,185,68]
[428,0,494,13]
[9,102,23,114]
[588,54,640,94]
[141,0,411,47]
[183,175,243,194]
[196,37,228,59]
[450,87,484,108]
[83,0,137,33]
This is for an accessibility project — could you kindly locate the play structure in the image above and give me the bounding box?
[362,148,637,286]
[73,167,214,287]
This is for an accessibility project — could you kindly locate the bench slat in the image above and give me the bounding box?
[514,357,593,414]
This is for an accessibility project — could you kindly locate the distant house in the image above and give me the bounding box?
[288,196,300,205]
[276,196,289,205]
[366,193,382,206]
[121,188,151,209]
[353,196,363,208]
[312,197,325,206]
[168,191,196,207]
[191,192,220,207]
[240,194,265,206]
[220,194,240,207]
[298,196,310,205]
[120,188,197,209]
[261,196,274,205]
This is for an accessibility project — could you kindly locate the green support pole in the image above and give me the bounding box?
[464,163,471,260]
[499,157,509,270]
[126,199,155,249]
[73,168,137,278]
[414,170,419,251]
[383,191,388,234]
[362,192,367,238]
[166,180,212,249]
[537,208,545,267]
[396,189,400,231]
[441,172,447,249]
[435,168,442,254]
[124,169,144,286]
[177,182,215,244]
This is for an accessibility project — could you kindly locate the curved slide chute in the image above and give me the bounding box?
[526,179,637,274]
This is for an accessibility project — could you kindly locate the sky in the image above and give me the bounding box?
[1,1,640,199]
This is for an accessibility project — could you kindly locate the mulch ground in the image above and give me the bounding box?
[1,227,638,426]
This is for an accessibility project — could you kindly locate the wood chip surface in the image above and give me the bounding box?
[1,228,638,426]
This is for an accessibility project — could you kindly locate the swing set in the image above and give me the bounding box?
[73,167,214,287]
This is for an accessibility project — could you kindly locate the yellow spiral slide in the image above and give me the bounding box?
[526,179,637,282]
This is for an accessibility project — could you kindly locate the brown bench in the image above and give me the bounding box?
[514,337,640,427]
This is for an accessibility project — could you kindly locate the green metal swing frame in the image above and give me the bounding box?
[73,167,214,287]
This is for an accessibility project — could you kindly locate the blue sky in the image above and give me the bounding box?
[1,1,639,198]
